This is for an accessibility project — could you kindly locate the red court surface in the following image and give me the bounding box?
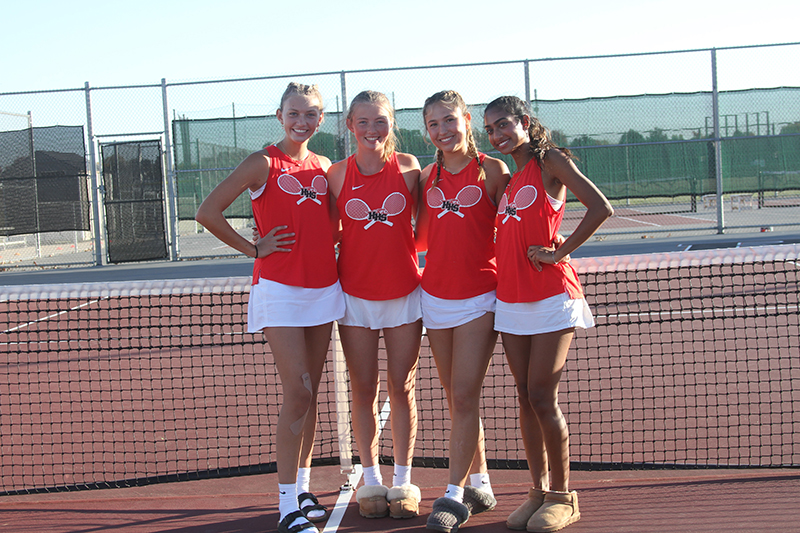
[3,244,799,532]
[2,465,799,532]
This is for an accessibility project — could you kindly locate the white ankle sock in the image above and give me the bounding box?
[296,467,311,494]
[296,467,325,520]
[444,484,464,503]
[393,464,411,487]
[279,483,304,527]
[363,464,383,486]
[470,472,494,496]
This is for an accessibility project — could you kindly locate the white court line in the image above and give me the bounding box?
[613,207,713,225]
[2,298,104,334]
[670,213,716,222]
[615,216,662,226]
[322,397,392,533]
[321,464,362,533]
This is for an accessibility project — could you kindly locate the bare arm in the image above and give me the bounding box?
[397,152,422,220]
[195,151,295,258]
[481,155,511,207]
[414,164,434,252]
[528,150,613,271]
[320,156,343,245]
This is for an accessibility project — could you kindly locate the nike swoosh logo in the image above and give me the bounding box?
[352,184,365,190]
[280,491,287,494]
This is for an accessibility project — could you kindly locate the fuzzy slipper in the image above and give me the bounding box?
[462,485,496,515]
[387,484,421,519]
[277,510,318,533]
[526,490,580,533]
[297,492,328,523]
[356,484,390,518]
[426,497,470,533]
[507,488,547,530]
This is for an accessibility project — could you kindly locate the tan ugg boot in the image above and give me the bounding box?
[506,488,546,530]
[526,490,580,532]
[387,484,421,518]
[356,484,390,518]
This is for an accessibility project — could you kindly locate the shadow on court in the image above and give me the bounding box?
[2,466,799,532]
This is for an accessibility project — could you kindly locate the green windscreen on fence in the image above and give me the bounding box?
[172,88,800,221]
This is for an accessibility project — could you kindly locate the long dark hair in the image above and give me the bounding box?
[484,95,571,169]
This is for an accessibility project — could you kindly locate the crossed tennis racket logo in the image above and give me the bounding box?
[345,192,406,229]
[277,173,328,204]
[498,185,537,223]
[427,185,482,218]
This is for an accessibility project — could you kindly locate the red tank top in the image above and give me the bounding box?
[250,145,338,288]
[336,153,420,300]
[495,159,584,303]
[421,154,497,299]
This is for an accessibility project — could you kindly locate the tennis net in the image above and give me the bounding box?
[1,244,799,495]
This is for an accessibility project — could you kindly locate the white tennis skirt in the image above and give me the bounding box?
[247,279,345,332]
[339,286,422,330]
[495,292,595,335]
[421,289,496,330]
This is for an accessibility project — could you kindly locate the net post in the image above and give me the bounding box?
[339,72,350,158]
[85,81,104,266]
[332,322,355,489]
[524,60,531,104]
[161,78,179,261]
[710,48,725,233]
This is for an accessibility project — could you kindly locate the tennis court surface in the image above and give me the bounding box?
[2,465,799,532]
[2,244,799,532]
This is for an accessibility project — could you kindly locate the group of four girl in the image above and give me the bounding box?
[195,83,613,533]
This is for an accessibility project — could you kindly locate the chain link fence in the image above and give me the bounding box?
[1,44,799,268]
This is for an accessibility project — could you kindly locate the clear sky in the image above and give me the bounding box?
[2,0,798,94]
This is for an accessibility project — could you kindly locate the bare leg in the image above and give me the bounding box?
[265,323,332,485]
[502,332,548,489]
[428,312,497,487]
[338,324,382,468]
[298,325,332,469]
[383,319,423,468]
[528,329,573,491]
[502,329,574,491]
[469,419,489,478]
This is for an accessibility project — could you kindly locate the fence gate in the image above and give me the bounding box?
[101,140,168,263]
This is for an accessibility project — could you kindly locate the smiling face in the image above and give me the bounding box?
[276,94,323,144]
[483,107,530,156]
[424,101,471,155]
[347,101,393,153]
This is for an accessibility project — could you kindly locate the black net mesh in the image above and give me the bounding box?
[101,141,168,263]
[0,126,89,236]
[2,245,798,495]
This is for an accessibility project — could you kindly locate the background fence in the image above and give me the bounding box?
[1,43,799,268]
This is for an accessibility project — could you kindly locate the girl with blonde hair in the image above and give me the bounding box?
[326,90,424,520]
[196,82,344,533]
